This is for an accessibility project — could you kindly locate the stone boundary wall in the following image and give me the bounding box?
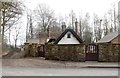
[98,43,120,62]
[45,44,85,62]
[24,43,120,62]
[24,43,39,57]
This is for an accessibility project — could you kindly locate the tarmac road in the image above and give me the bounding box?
[1,58,119,76]
[2,66,118,76]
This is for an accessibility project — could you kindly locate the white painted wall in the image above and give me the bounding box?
[58,31,80,44]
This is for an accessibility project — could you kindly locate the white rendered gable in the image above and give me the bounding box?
[58,31,80,44]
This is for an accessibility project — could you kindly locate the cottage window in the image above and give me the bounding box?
[67,33,71,38]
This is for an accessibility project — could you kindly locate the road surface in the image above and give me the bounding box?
[1,58,119,76]
[2,66,118,76]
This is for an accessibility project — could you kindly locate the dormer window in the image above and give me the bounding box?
[67,33,71,38]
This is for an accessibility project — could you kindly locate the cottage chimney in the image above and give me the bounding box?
[62,22,66,32]
[75,19,78,34]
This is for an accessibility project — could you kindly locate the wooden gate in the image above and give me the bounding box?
[85,44,98,61]
[37,45,45,57]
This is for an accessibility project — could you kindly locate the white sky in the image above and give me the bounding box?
[9,0,120,46]
[24,0,119,17]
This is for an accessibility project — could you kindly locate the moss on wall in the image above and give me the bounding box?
[24,42,120,62]
[45,44,85,62]
[24,43,39,57]
[98,43,120,62]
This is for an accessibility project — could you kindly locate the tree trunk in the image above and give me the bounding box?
[15,39,17,48]
[79,20,82,38]
[9,28,11,47]
[0,5,2,54]
[114,6,116,31]
[2,24,4,52]
[2,9,5,53]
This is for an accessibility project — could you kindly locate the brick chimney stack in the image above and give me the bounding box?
[75,18,78,34]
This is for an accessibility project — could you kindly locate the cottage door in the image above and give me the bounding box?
[85,44,98,61]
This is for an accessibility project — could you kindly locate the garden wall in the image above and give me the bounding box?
[45,44,85,62]
[98,43,120,62]
[24,42,120,62]
[24,43,39,57]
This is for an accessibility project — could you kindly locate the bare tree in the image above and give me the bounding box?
[0,2,2,54]
[113,4,117,31]
[12,25,22,48]
[58,15,64,29]
[108,9,113,32]
[35,3,54,33]
[26,13,34,40]
[105,4,118,33]
[82,13,93,43]
[68,10,76,29]
[103,14,109,36]
[93,13,103,42]
[0,1,23,52]
[93,14,99,42]
[79,19,82,38]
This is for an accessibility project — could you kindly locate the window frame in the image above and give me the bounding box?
[67,33,71,38]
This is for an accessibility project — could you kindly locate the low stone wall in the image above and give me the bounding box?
[45,44,85,62]
[98,43,120,62]
[24,43,39,57]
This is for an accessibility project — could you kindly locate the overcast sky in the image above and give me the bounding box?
[24,0,119,17]
[8,0,120,46]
